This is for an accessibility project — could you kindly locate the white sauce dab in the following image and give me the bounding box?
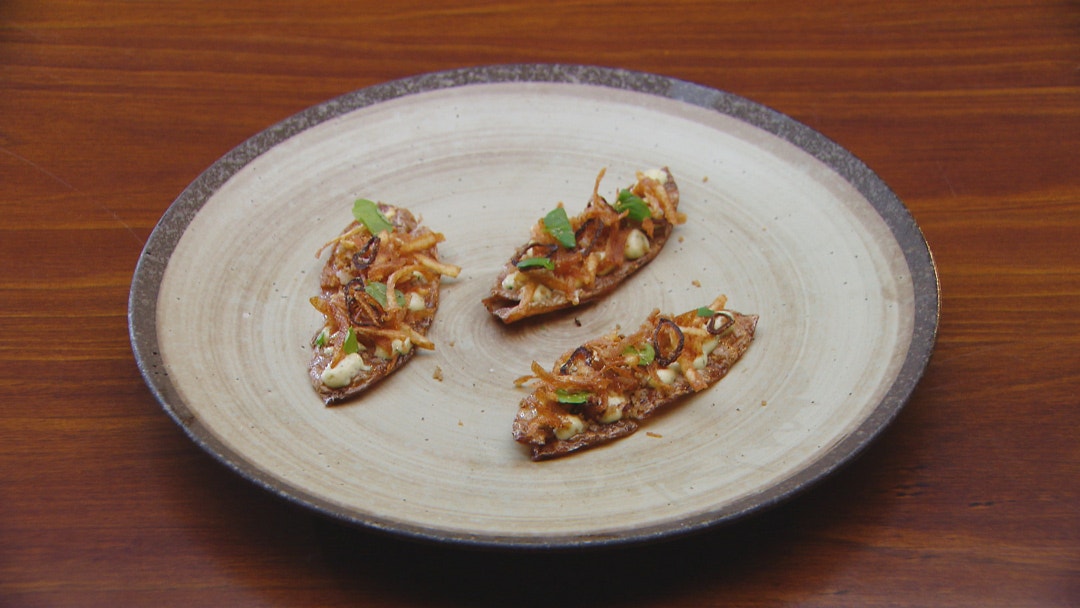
[601,394,626,423]
[406,292,426,312]
[555,415,586,440]
[321,353,371,388]
[502,270,523,291]
[643,168,668,184]
[624,228,650,259]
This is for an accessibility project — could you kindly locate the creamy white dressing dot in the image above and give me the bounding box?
[321,353,370,388]
[555,415,586,440]
[502,270,522,291]
[406,292,426,312]
[695,337,720,369]
[656,367,678,385]
[624,229,650,260]
[601,394,626,423]
[392,337,412,355]
[643,168,668,184]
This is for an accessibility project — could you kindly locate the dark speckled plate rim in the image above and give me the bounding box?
[128,63,940,551]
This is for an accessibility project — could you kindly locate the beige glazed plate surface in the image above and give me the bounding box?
[129,65,938,549]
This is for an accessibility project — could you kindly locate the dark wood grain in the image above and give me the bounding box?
[3,0,1078,606]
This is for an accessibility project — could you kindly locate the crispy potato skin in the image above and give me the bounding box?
[484,168,681,323]
[514,308,758,461]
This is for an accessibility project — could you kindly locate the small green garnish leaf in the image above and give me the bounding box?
[352,198,394,236]
[342,327,359,354]
[542,206,576,248]
[314,330,327,348]
[696,306,717,317]
[364,281,406,309]
[556,389,591,404]
[622,343,656,365]
[614,189,652,222]
[638,343,656,365]
[515,256,555,271]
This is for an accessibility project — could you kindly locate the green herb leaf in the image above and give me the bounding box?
[314,329,327,348]
[352,198,394,235]
[635,343,652,367]
[515,256,554,271]
[638,343,656,365]
[614,189,652,222]
[556,389,591,404]
[621,343,656,365]
[342,327,359,354]
[542,206,576,248]
[696,306,717,317]
[364,281,406,309]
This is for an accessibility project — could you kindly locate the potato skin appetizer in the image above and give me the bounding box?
[513,296,758,460]
[484,168,684,323]
[309,199,459,405]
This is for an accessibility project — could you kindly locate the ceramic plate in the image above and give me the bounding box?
[129,64,938,549]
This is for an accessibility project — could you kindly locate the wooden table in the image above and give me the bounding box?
[3,1,1077,605]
